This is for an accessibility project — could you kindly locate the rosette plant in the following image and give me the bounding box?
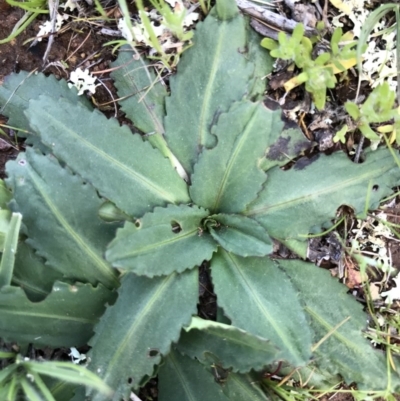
[1,0,400,399]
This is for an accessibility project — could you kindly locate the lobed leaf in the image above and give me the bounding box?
[221,372,271,401]
[0,71,91,134]
[278,259,400,391]
[177,316,280,372]
[0,281,115,347]
[164,8,256,175]
[190,101,284,214]
[111,45,167,135]
[6,149,119,289]
[211,249,312,366]
[106,205,217,277]
[158,349,228,401]
[12,242,63,302]
[208,213,272,257]
[247,149,400,255]
[86,269,198,401]
[25,96,190,218]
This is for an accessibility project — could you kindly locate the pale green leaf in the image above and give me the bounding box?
[247,150,400,249]
[6,149,119,289]
[0,71,91,134]
[208,213,272,257]
[177,316,280,372]
[215,0,238,20]
[0,212,21,288]
[0,281,115,347]
[190,102,283,214]
[111,45,167,135]
[278,259,400,391]
[211,249,312,366]
[164,9,255,174]
[26,361,113,398]
[106,205,217,277]
[222,372,271,401]
[12,242,62,302]
[158,349,228,401]
[87,269,198,401]
[25,96,190,217]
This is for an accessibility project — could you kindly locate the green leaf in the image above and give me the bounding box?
[0,212,22,288]
[158,349,229,401]
[0,281,115,347]
[12,242,63,302]
[207,213,272,257]
[25,96,190,217]
[221,372,271,401]
[190,102,283,214]
[278,259,400,391]
[0,71,91,134]
[6,149,119,289]
[177,316,280,372]
[247,150,400,249]
[87,269,198,401]
[0,179,12,209]
[164,10,256,175]
[215,0,238,20]
[211,249,312,366]
[111,45,167,135]
[247,26,274,101]
[106,205,217,277]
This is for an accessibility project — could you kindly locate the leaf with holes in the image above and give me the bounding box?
[177,316,280,372]
[106,205,217,276]
[86,270,198,400]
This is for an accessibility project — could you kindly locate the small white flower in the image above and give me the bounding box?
[36,13,69,41]
[61,0,78,11]
[381,274,400,304]
[69,347,87,364]
[68,68,98,96]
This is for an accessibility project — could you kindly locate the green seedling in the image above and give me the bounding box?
[0,352,112,401]
[336,82,400,147]
[0,0,400,399]
[261,24,357,110]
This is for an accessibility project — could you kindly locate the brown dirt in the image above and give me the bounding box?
[0,0,119,176]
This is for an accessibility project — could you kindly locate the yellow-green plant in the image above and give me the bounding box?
[261,24,357,110]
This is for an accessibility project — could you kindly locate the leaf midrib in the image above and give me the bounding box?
[225,251,302,363]
[197,21,227,152]
[28,168,118,288]
[38,110,178,205]
[101,274,174,384]
[113,226,199,259]
[212,106,259,212]
[246,165,391,217]
[0,309,96,324]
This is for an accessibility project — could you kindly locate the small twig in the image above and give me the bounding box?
[354,136,365,164]
[42,0,59,65]
[236,0,316,37]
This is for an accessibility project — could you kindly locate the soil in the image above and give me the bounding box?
[1,0,400,400]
